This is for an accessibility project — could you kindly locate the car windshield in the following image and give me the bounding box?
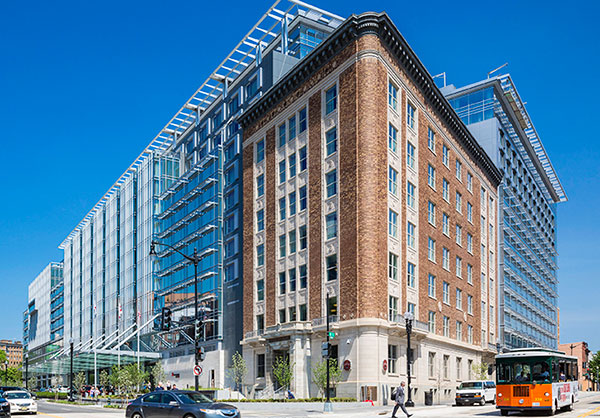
[176,392,213,404]
[4,392,30,399]
[459,382,482,389]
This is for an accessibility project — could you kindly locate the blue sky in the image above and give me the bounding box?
[0,0,598,352]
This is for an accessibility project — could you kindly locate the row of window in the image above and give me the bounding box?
[427,235,474,266]
[425,276,474,314]
[427,312,475,343]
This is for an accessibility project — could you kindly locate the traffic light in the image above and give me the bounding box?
[327,331,335,339]
[196,346,206,362]
[161,307,172,331]
[195,320,203,340]
[321,342,331,358]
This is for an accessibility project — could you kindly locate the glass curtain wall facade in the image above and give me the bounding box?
[444,75,567,349]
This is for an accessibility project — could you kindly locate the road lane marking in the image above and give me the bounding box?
[578,405,600,418]
[38,412,66,418]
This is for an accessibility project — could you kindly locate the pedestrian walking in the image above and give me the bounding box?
[392,381,412,418]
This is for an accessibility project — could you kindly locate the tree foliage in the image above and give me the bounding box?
[589,351,600,385]
[0,350,6,364]
[74,372,86,397]
[123,363,148,393]
[99,370,110,389]
[150,362,165,389]
[311,358,342,398]
[272,355,294,392]
[227,352,248,391]
[471,361,489,381]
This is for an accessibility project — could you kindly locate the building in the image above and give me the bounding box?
[0,340,23,369]
[240,12,502,403]
[558,341,593,391]
[443,75,567,350]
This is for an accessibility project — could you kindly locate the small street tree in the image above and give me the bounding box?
[471,362,489,380]
[74,372,86,399]
[311,358,342,399]
[150,362,165,390]
[589,351,600,391]
[123,363,147,394]
[272,355,294,396]
[28,377,37,392]
[109,365,124,394]
[226,352,248,393]
[99,370,110,391]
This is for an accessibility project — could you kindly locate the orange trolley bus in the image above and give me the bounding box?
[496,348,579,416]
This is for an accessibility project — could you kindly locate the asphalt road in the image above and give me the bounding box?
[35,392,600,418]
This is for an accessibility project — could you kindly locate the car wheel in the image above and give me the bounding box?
[492,395,496,405]
[132,413,143,418]
[480,398,486,406]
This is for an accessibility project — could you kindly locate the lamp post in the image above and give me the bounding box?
[150,240,201,391]
[324,292,332,413]
[4,360,7,386]
[25,353,29,390]
[69,338,74,402]
[403,311,415,407]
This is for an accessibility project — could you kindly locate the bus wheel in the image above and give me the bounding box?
[500,409,509,416]
[566,396,574,411]
[548,399,557,416]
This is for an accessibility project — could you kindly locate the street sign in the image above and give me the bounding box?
[382,359,388,373]
[321,342,330,358]
[343,360,351,371]
[193,365,203,376]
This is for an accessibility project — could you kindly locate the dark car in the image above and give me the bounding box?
[126,391,240,418]
[0,396,10,417]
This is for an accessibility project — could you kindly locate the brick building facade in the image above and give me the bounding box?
[558,341,593,391]
[239,12,502,402]
[0,340,23,369]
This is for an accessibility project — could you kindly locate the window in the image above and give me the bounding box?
[388,252,398,281]
[326,254,337,281]
[443,316,450,337]
[256,209,264,232]
[428,165,436,189]
[299,146,307,171]
[326,169,337,197]
[442,213,449,235]
[279,160,286,184]
[407,222,415,249]
[428,201,436,225]
[428,313,436,334]
[288,306,297,322]
[388,123,398,152]
[428,237,436,261]
[482,245,487,265]
[257,244,264,266]
[467,264,473,284]
[326,127,337,156]
[389,296,398,322]
[481,187,486,207]
[388,81,398,110]
[228,95,239,115]
[456,321,463,341]
[456,159,462,180]
[299,186,307,211]
[275,271,288,297]
[299,107,307,133]
[289,192,297,216]
[257,174,264,197]
[442,179,449,201]
[256,139,265,163]
[456,257,462,278]
[456,288,463,310]
[407,302,415,316]
[467,172,473,192]
[428,128,435,152]
[468,325,473,344]
[456,357,462,380]
[407,182,416,209]
[407,262,416,288]
[467,202,473,223]
[468,360,473,379]
[279,234,286,258]
[289,153,297,178]
[257,354,265,378]
[299,225,307,250]
[257,279,264,301]
[389,166,398,195]
[456,192,462,213]
[279,197,286,221]
[289,268,297,292]
[299,264,307,289]
[407,102,415,129]
[443,281,450,304]
[442,145,449,166]
[288,115,297,141]
[299,303,307,321]
[442,247,450,270]
[388,344,398,374]
[246,76,258,100]
[467,295,473,314]
[467,233,473,253]
[407,141,415,169]
[389,209,398,238]
[326,212,337,239]
[428,274,436,298]
[456,224,462,246]
[325,85,337,114]
[289,229,297,254]
[279,308,286,323]
[278,123,286,147]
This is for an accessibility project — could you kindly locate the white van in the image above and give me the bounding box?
[455,380,496,406]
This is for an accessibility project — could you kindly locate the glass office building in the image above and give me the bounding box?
[443,75,567,349]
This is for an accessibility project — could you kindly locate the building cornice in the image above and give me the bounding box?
[239,12,503,187]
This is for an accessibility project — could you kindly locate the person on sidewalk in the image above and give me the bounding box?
[392,381,413,418]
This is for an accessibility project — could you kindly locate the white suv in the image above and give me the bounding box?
[455,380,496,406]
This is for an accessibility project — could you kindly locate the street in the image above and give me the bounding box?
[35,392,600,418]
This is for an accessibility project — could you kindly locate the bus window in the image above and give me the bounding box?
[513,363,531,383]
[532,360,551,383]
[559,360,567,381]
[497,362,512,383]
[552,360,559,382]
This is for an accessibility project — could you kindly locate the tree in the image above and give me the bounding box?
[149,362,165,390]
[471,361,489,380]
[99,370,110,390]
[589,351,600,390]
[109,365,125,394]
[28,377,37,392]
[3,367,22,386]
[311,358,342,399]
[123,364,148,394]
[74,372,86,399]
[0,351,6,364]
[226,352,248,392]
[272,355,294,395]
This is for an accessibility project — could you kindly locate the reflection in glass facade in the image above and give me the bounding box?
[445,75,566,350]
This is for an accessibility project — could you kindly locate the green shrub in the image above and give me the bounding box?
[36,392,68,400]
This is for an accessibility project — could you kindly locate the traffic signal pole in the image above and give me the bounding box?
[324,292,332,412]
[193,248,199,392]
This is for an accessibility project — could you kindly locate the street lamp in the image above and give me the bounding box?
[4,360,8,386]
[150,240,202,391]
[25,353,29,390]
[403,311,415,407]
[69,338,74,402]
